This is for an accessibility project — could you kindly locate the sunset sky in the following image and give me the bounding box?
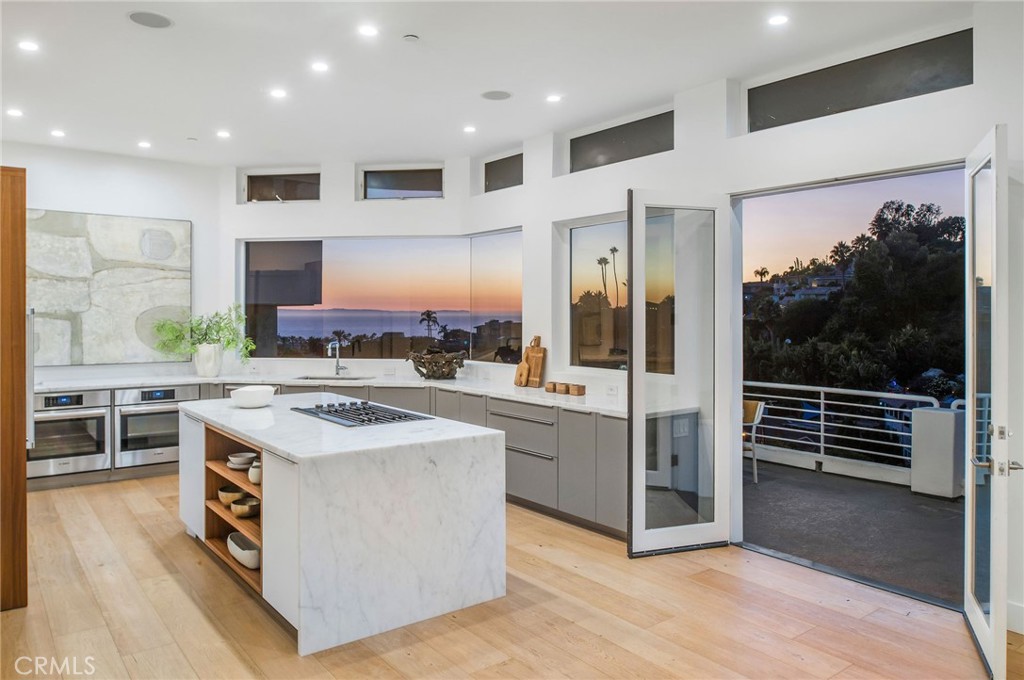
[570,217,675,305]
[316,234,522,313]
[742,169,963,280]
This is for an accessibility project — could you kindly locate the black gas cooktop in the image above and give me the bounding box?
[292,401,432,428]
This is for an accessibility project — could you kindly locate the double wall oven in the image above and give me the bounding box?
[29,390,111,478]
[29,384,199,479]
[114,385,200,469]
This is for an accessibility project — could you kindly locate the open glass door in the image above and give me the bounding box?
[628,189,735,555]
[964,125,1015,679]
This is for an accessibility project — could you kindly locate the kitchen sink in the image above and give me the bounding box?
[292,375,375,381]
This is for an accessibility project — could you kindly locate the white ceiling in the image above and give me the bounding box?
[1,1,972,168]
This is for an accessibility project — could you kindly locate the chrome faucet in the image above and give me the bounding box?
[325,340,348,376]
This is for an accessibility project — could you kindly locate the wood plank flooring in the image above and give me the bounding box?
[0,475,1012,679]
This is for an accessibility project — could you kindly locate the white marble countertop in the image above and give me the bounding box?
[180,392,501,463]
[37,371,630,417]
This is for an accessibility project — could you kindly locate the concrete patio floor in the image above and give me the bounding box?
[742,460,965,605]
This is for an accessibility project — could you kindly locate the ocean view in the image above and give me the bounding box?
[277,308,521,338]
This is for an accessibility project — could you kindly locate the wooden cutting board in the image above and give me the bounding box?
[523,336,546,388]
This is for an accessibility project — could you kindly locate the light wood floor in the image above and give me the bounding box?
[1,475,1017,680]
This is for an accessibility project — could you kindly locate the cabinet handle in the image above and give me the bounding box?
[507,445,554,461]
[183,413,202,424]
[489,410,555,426]
[263,449,297,465]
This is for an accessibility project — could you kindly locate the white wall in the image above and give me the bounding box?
[0,141,221,382]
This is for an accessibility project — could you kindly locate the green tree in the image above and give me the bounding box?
[828,241,854,288]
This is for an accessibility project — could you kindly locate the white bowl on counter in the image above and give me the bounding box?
[230,385,275,409]
[227,531,260,569]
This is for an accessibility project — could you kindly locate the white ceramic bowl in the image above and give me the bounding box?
[230,385,274,409]
[227,451,257,466]
[227,531,260,570]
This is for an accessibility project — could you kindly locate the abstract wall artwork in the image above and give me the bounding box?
[26,209,192,365]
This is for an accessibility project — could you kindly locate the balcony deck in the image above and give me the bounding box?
[743,459,965,605]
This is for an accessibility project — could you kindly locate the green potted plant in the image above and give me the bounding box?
[154,303,256,377]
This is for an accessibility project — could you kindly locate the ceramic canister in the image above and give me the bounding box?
[248,460,262,485]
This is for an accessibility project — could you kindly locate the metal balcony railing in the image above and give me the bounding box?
[950,394,991,459]
[743,381,939,467]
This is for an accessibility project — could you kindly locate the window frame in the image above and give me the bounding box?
[357,163,445,201]
[554,211,630,375]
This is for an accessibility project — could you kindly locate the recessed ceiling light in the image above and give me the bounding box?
[270,88,287,98]
[311,61,329,72]
[138,141,151,149]
[50,129,65,138]
[128,11,173,29]
[463,126,476,133]
[18,40,39,52]
[216,130,231,139]
[546,94,562,103]
[6,109,23,117]
[358,25,379,37]
[481,90,512,101]
[768,15,789,26]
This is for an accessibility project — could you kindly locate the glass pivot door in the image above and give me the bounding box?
[627,189,736,556]
[964,125,1017,679]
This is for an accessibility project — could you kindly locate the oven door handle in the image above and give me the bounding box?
[117,403,180,416]
[34,407,110,422]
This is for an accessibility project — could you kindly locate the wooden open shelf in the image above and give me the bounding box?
[206,460,262,499]
[206,536,261,593]
[205,500,261,547]
[204,424,263,596]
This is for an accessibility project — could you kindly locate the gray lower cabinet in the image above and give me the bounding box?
[327,385,369,400]
[200,383,222,400]
[459,393,487,426]
[505,448,558,507]
[557,410,597,522]
[434,389,461,420]
[487,398,558,507]
[279,384,320,395]
[595,415,628,532]
[369,386,431,414]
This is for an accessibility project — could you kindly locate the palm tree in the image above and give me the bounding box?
[419,310,439,339]
[331,329,352,345]
[754,267,770,282]
[852,233,873,253]
[597,257,610,299]
[609,246,621,308]
[829,241,854,289]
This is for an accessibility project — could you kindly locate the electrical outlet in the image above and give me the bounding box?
[673,418,689,437]
[605,385,618,397]
[383,367,396,376]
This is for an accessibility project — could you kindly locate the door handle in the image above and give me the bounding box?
[26,308,35,449]
[970,456,992,469]
[1009,460,1023,472]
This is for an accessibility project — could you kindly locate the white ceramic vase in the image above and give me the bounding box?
[195,343,223,377]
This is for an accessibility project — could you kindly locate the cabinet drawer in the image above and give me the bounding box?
[279,384,320,395]
[326,385,369,401]
[487,411,557,457]
[369,386,431,414]
[434,389,461,420]
[459,393,487,426]
[487,398,558,425]
[506,447,558,508]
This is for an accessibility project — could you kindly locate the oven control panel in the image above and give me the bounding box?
[141,389,176,402]
[44,394,83,408]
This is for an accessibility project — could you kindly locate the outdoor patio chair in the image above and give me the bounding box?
[743,400,766,483]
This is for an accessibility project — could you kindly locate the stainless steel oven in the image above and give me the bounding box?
[29,390,111,478]
[114,385,200,468]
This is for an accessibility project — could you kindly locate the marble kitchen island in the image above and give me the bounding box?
[178,392,506,655]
